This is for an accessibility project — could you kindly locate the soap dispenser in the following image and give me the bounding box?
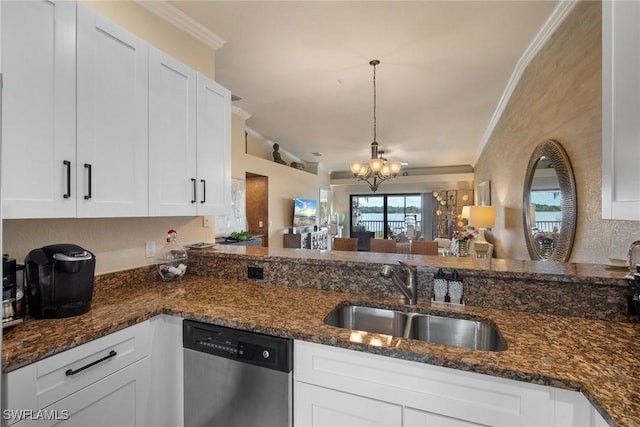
[433,268,447,302]
[448,270,464,304]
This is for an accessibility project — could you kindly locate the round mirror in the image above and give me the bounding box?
[523,140,576,261]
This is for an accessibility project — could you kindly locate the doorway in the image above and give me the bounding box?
[246,172,269,246]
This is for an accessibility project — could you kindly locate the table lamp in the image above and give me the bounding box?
[468,206,496,258]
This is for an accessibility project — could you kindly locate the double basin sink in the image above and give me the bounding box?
[324,304,506,352]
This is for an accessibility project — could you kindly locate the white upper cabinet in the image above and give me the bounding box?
[148,47,198,216]
[148,51,231,217]
[602,0,640,221]
[1,0,77,218]
[196,74,231,216]
[76,3,149,217]
[1,1,231,219]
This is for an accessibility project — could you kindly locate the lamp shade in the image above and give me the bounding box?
[461,205,471,219]
[388,161,402,175]
[369,157,384,172]
[468,206,496,229]
[350,161,364,175]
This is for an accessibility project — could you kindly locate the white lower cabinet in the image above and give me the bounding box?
[3,316,183,427]
[39,356,150,427]
[403,407,483,427]
[294,340,607,427]
[295,381,402,426]
[145,315,184,427]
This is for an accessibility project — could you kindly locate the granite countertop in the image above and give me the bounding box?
[205,245,633,284]
[2,271,639,426]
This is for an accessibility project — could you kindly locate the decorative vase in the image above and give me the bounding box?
[456,239,468,257]
[539,238,554,259]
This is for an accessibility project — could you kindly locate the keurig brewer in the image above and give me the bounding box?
[25,244,96,319]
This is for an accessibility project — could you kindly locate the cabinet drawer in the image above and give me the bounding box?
[6,320,152,413]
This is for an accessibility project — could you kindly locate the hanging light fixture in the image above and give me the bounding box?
[350,60,402,192]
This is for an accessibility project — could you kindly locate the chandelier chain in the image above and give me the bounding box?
[373,61,377,143]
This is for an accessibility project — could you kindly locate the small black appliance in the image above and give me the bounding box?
[3,255,25,328]
[25,244,96,319]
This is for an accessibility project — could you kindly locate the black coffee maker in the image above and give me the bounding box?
[25,244,96,319]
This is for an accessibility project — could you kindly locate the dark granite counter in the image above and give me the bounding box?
[2,247,638,426]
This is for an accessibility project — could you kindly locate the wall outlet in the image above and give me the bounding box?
[202,215,214,228]
[145,241,156,258]
[258,220,263,228]
[247,266,264,280]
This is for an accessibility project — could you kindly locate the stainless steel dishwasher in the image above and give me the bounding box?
[183,320,293,427]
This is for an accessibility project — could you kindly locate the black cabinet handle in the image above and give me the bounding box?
[63,160,71,199]
[65,350,117,377]
[191,178,197,204]
[200,179,206,204]
[84,163,92,200]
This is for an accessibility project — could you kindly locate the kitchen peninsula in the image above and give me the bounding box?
[2,247,637,426]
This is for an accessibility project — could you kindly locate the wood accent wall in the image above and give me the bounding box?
[246,174,269,246]
[475,1,639,263]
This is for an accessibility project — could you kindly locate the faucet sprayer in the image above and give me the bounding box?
[380,261,418,305]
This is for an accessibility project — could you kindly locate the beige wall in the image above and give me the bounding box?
[231,116,331,248]
[474,1,639,264]
[2,1,219,274]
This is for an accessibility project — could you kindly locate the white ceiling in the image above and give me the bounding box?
[164,1,559,173]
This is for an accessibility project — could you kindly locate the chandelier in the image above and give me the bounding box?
[349,60,401,192]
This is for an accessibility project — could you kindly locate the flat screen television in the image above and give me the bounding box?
[293,198,317,227]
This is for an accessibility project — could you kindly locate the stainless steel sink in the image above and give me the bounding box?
[407,313,506,351]
[323,304,506,352]
[323,305,410,337]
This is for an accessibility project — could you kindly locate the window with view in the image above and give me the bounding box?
[350,194,422,240]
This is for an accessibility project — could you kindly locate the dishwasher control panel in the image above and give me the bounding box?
[183,320,292,373]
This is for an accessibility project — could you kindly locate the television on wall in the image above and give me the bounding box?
[293,198,317,227]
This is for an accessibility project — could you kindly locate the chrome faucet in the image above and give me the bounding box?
[380,261,418,305]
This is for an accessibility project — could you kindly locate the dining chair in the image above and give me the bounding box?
[332,237,359,251]
[369,239,397,253]
[410,240,438,255]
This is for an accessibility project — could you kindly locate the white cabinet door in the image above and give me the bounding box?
[295,381,402,427]
[196,74,231,216]
[40,356,150,427]
[1,0,76,218]
[404,407,483,427]
[602,0,640,221]
[146,315,184,427]
[76,3,148,218]
[148,48,198,216]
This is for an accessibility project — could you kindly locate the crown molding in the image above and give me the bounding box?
[135,1,226,50]
[232,106,252,121]
[473,0,579,166]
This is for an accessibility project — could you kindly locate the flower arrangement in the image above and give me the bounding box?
[451,230,475,241]
[534,231,559,243]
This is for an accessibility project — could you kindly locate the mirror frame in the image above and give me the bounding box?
[523,139,577,262]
